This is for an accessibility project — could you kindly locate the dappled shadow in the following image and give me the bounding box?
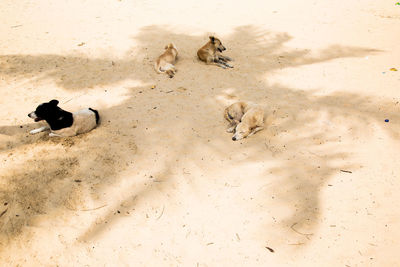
[0,25,380,91]
[0,115,137,245]
[0,25,397,251]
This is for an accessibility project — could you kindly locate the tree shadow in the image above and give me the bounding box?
[0,25,396,252]
[0,25,380,91]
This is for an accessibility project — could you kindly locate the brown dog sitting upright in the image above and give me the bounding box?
[154,43,178,78]
[197,36,233,69]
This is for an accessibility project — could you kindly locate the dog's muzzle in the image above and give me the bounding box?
[28,112,43,122]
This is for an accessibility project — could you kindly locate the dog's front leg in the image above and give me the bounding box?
[30,126,50,134]
[224,56,233,61]
[219,55,233,62]
[226,124,237,133]
[248,126,264,137]
[226,119,240,133]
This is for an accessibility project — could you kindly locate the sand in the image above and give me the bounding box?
[0,0,400,266]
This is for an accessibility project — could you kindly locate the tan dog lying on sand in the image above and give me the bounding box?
[224,101,264,141]
[197,36,233,69]
[154,43,178,78]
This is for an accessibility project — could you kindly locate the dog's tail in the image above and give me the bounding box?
[224,108,234,122]
[154,62,164,74]
[89,108,100,125]
[166,69,175,78]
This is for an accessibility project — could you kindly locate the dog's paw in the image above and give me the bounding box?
[226,126,236,133]
[30,126,49,134]
[30,128,43,134]
[49,132,61,137]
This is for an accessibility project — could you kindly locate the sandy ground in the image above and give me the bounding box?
[1,0,400,266]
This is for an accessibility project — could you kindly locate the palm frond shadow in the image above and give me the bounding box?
[0,25,396,247]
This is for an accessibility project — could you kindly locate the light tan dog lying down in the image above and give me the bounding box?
[154,43,178,78]
[224,101,264,141]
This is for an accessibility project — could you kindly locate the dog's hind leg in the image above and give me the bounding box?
[216,57,233,68]
[220,60,233,68]
[248,126,264,137]
[30,126,49,134]
[210,57,227,69]
[216,63,228,69]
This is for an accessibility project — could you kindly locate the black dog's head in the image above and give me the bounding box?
[28,99,61,122]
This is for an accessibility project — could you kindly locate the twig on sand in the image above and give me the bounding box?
[0,208,8,218]
[81,205,108,211]
[288,242,305,246]
[340,170,352,173]
[236,233,240,241]
[156,205,165,220]
[65,204,107,211]
[63,93,87,104]
[265,246,275,253]
[290,223,313,239]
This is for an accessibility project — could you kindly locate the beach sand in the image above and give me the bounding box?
[0,0,399,266]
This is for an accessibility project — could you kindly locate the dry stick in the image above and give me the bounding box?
[81,204,108,211]
[288,242,305,246]
[156,206,165,220]
[340,170,352,173]
[290,223,313,239]
[63,93,87,104]
[0,208,8,218]
[65,204,107,211]
[236,233,240,241]
[265,246,275,253]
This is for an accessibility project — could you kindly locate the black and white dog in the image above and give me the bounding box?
[28,99,100,137]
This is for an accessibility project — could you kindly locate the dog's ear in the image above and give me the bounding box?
[49,99,59,106]
[209,36,215,43]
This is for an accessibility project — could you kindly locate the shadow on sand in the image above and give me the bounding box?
[0,25,398,247]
